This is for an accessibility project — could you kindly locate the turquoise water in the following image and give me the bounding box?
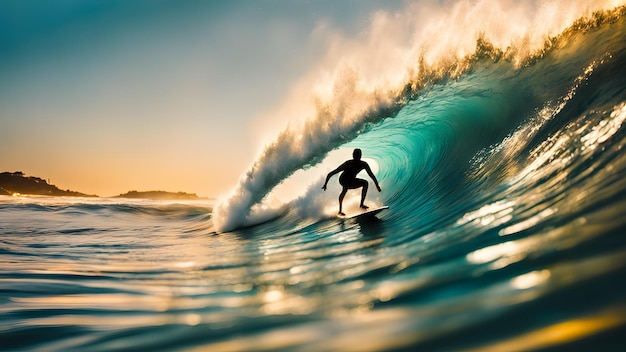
[2,6,626,352]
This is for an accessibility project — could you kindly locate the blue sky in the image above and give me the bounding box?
[0,0,406,196]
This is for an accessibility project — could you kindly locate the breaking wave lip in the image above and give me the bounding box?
[212,2,626,232]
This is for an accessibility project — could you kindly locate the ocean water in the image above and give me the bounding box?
[2,4,626,352]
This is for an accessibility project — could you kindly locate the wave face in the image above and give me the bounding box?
[213,0,626,232]
[2,3,626,352]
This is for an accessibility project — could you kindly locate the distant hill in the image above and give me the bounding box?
[0,171,206,200]
[0,171,98,197]
[114,190,201,200]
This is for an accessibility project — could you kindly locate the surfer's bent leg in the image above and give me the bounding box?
[338,187,348,215]
[357,179,369,209]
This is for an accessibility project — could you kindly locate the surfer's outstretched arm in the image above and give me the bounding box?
[322,164,345,191]
[365,164,382,192]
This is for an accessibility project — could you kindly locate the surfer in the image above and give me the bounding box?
[322,148,382,216]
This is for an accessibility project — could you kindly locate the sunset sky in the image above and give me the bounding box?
[1,0,406,197]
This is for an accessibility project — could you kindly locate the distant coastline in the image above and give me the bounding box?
[0,171,97,197]
[0,171,206,200]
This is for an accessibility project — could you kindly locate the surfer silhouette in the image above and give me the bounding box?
[322,148,382,216]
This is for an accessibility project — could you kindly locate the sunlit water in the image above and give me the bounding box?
[2,5,626,352]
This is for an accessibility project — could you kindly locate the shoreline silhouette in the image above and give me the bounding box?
[0,171,206,200]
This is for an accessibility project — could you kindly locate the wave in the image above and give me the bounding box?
[0,195,214,223]
[212,1,626,232]
[3,3,625,349]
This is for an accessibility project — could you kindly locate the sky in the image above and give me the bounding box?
[0,0,407,197]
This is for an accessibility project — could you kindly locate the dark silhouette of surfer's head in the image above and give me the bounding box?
[353,148,362,160]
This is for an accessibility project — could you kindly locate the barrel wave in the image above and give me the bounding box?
[206,3,626,349]
[2,2,626,351]
[212,2,626,233]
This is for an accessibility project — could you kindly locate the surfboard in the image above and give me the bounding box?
[340,206,389,220]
